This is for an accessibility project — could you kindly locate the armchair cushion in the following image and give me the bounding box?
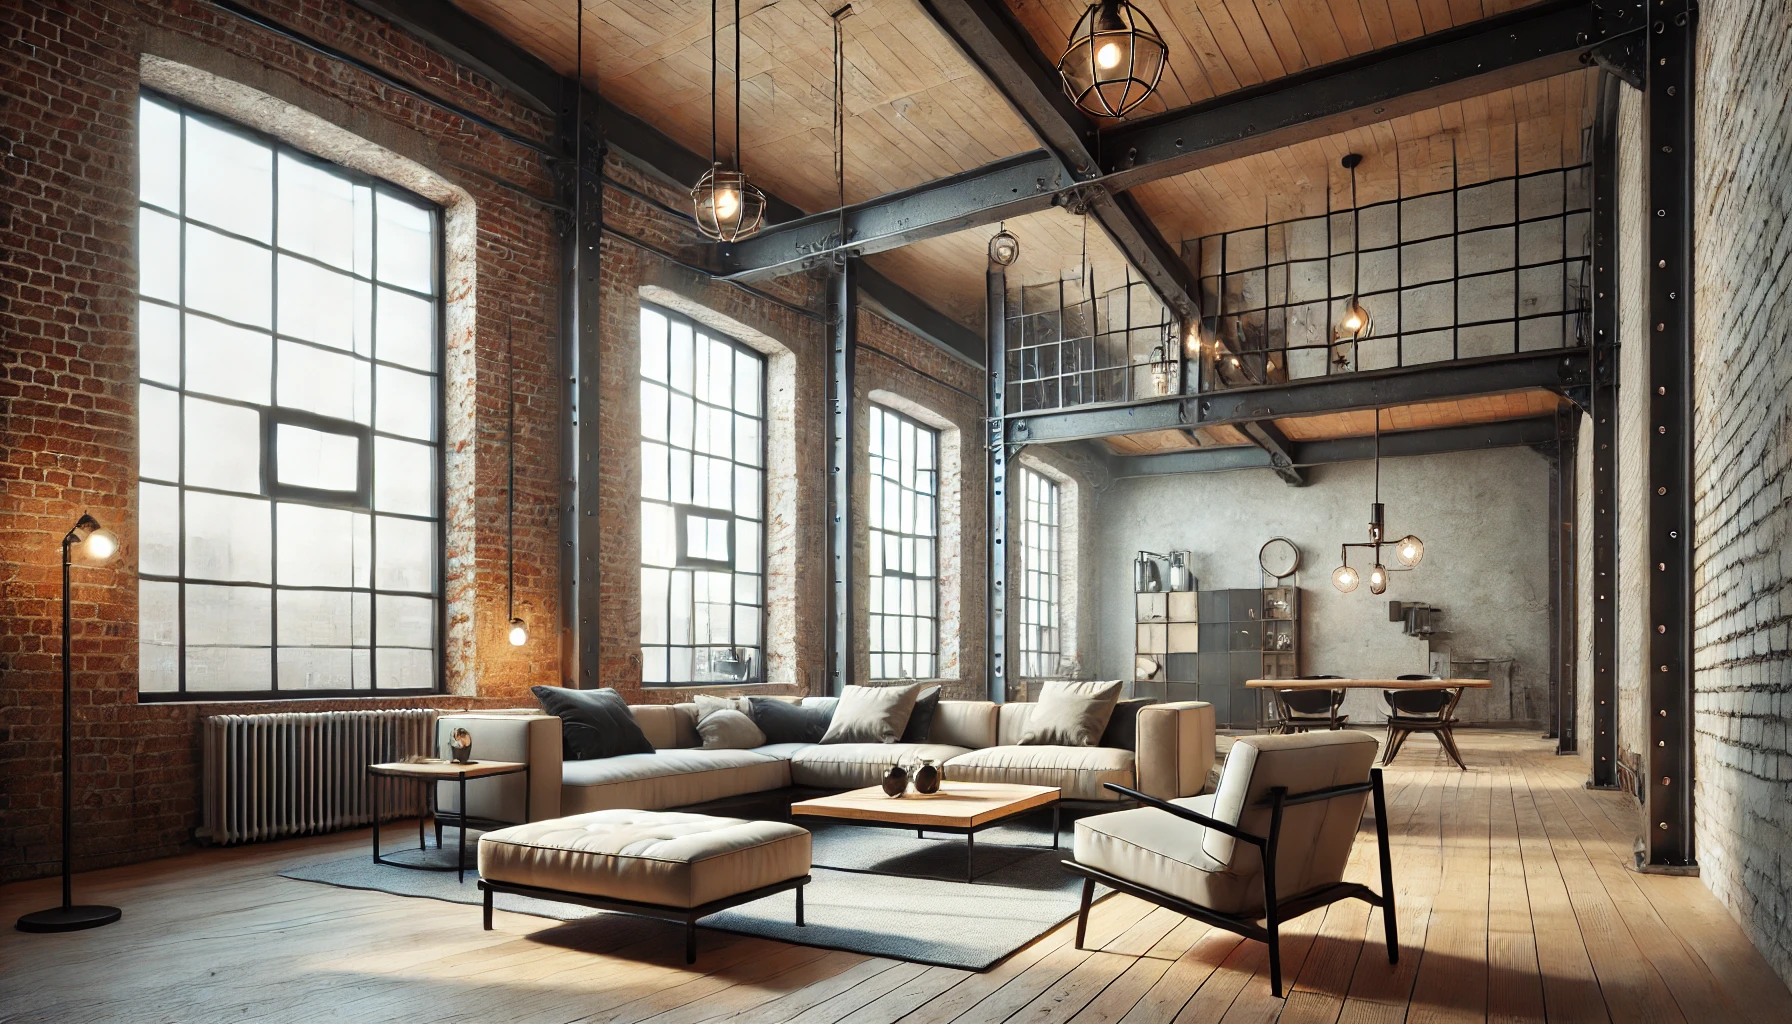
[1201,731,1379,892]
[1075,795,1262,915]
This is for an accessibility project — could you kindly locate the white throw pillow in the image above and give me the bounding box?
[819,683,923,744]
[1019,679,1124,746]
[693,694,766,749]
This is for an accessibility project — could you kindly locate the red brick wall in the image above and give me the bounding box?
[1,0,981,881]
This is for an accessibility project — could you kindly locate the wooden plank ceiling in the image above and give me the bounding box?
[448,0,1040,212]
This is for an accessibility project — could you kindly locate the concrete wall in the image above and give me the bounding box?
[1091,446,1555,726]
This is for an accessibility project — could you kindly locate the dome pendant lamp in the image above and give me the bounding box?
[1333,153,1372,354]
[692,0,765,241]
[1332,416,1425,594]
[1057,0,1167,118]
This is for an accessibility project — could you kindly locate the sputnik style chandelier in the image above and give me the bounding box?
[691,0,765,240]
[1056,0,1167,118]
[1331,417,1425,595]
[1333,153,1372,357]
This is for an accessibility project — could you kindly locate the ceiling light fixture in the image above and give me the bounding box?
[1332,416,1425,594]
[692,0,765,240]
[1333,153,1372,353]
[988,222,1020,266]
[1057,0,1167,118]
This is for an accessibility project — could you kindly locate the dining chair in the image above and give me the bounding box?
[1064,730,1397,998]
[1272,687,1348,733]
[1382,681,1465,770]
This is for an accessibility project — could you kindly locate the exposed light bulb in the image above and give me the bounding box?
[1368,563,1388,595]
[83,528,118,562]
[1096,41,1124,70]
[507,618,529,647]
[1229,356,1240,367]
[1342,312,1363,331]
[713,188,741,219]
[1397,535,1425,567]
[1332,564,1359,593]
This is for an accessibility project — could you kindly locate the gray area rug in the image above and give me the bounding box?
[280,817,1105,971]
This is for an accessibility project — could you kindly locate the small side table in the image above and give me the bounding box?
[368,760,529,883]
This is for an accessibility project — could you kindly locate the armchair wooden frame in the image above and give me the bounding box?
[1062,769,1398,998]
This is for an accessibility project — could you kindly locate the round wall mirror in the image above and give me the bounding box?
[1258,537,1301,579]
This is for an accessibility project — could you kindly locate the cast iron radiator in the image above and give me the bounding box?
[199,709,439,845]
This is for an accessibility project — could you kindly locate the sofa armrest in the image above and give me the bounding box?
[1133,701,1216,800]
[436,713,562,823]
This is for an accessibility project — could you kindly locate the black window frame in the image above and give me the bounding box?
[866,403,941,681]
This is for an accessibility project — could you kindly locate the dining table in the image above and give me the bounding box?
[1243,678,1492,766]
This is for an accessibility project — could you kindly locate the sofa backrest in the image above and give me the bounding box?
[931,701,998,748]
[631,704,701,749]
[995,702,1037,746]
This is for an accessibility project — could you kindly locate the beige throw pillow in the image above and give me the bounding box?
[819,683,923,744]
[693,694,766,749]
[1019,679,1124,746]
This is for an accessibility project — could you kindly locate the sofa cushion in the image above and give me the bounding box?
[944,744,1135,801]
[789,743,972,790]
[899,686,942,743]
[820,683,924,744]
[1019,680,1124,746]
[694,695,766,749]
[749,697,834,744]
[532,686,655,760]
[1100,698,1156,751]
[1072,795,1259,916]
[931,701,998,749]
[560,748,789,815]
[478,809,811,909]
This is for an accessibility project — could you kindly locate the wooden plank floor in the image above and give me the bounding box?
[4,731,1791,1024]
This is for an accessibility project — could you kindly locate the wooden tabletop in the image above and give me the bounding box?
[1246,678,1492,690]
[790,782,1059,828]
[368,760,526,778]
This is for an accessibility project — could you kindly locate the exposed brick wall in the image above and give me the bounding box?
[1688,0,1792,987]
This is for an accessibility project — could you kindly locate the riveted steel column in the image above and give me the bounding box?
[1641,0,1696,871]
[827,259,858,695]
[560,80,605,689]
[987,267,1008,703]
[1557,403,1580,754]
[1588,73,1622,789]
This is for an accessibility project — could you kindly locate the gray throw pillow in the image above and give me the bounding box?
[531,686,656,760]
[820,683,923,744]
[694,694,766,749]
[1019,679,1125,746]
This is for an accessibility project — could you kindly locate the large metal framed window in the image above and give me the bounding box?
[1018,468,1061,678]
[135,90,443,700]
[867,405,938,680]
[638,304,766,686]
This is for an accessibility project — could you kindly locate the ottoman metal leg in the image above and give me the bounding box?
[482,883,493,931]
[685,920,697,964]
[796,883,805,927]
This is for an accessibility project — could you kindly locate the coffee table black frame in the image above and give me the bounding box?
[792,799,1060,884]
[368,761,529,883]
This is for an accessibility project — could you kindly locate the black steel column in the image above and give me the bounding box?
[1588,73,1622,788]
[986,267,1008,703]
[558,74,605,688]
[827,258,858,695]
[1557,404,1580,754]
[1641,0,1696,870]
[1546,432,1561,741]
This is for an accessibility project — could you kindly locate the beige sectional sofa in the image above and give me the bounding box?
[436,697,1215,826]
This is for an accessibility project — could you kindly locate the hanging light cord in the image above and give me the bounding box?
[833,6,848,256]
[1350,159,1360,301]
[709,0,718,169]
[733,0,742,173]
[506,320,517,622]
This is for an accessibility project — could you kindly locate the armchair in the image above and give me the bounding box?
[1062,731,1394,997]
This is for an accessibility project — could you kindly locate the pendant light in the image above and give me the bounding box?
[1057,0,1167,118]
[1332,416,1425,594]
[504,321,528,646]
[692,0,765,240]
[989,222,1020,266]
[1334,153,1372,346]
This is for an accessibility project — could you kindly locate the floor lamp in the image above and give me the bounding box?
[16,513,123,933]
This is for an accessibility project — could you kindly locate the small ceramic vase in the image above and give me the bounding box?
[913,759,940,795]
[450,727,474,764]
[881,763,909,798]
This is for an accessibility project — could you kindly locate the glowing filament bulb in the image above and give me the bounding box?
[1096,41,1124,70]
[713,188,741,219]
[508,618,529,646]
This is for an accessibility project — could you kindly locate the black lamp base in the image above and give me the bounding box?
[15,904,121,933]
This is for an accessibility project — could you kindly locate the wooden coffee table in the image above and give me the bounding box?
[790,782,1061,884]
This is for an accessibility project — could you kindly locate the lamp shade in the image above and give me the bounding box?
[988,228,1020,266]
[1396,535,1425,567]
[1057,0,1167,118]
[1368,563,1389,595]
[1332,564,1360,593]
[691,166,766,242]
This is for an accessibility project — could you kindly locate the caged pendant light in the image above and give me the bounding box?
[1333,153,1372,355]
[1057,0,1167,118]
[691,0,765,241]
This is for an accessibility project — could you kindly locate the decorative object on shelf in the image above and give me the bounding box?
[16,513,122,934]
[1148,339,1176,395]
[1258,537,1300,580]
[881,763,909,798]
[1332,154,1372,361]
[1166,550,1195,592]
[449,727,474,764]
[1133,550,1165,592]
[1057,0,1167,118]
[988,223,1020,267]
[913,759,941,795]
[1332,418,1425,595]
[504,321,528,647]
[690,0,765,240]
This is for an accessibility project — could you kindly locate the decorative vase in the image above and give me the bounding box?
[913,759,940,795]
[881,763,908,798]
[450,727,473,764]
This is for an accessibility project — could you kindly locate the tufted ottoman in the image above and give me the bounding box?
[476,809,811,962]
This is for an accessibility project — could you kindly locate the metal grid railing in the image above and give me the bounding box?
[1004,273,1178,415]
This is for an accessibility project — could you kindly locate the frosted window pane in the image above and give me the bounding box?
[377,648,434,689]
[278,256,372,354]
[734,350,760,414]
[140,641,178,692]
[641,442,669,501]
[185,315,271,404]
[184,117,272,243]
[706,338,732,405]
[278,648,355,690]
[734,606,759,647]
[669,394,694,449]
[376,287,434,370]
[377,594,434,648]
[376,194,433,293]
[185,397,262,493]
[140,384,180,482]
[140,482,180,575]
[375,364,433,440]
[669,321,694,393]
[642,646,667,683]
[186,646,271,692]
[276,504,369,587]
[375,516,434,592]
[374,436,433,514]
[641,382,669,442]
[185,491,271,582]
[736,521,760,573]
[138,209,180,303]
[278,154,371,274]
[642,503,676,567]
[277,589,363,646]
[141,579,178,647]
[140,301,180,385]
[185,584,271,646]
[186,224,271,328]
[139,97,181,211]
[735,414,761,466]
[734,466,759,519]
[642,568,669,644]
[641,308,668,381]
[277,340,371,424]
[276,423,359,492]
